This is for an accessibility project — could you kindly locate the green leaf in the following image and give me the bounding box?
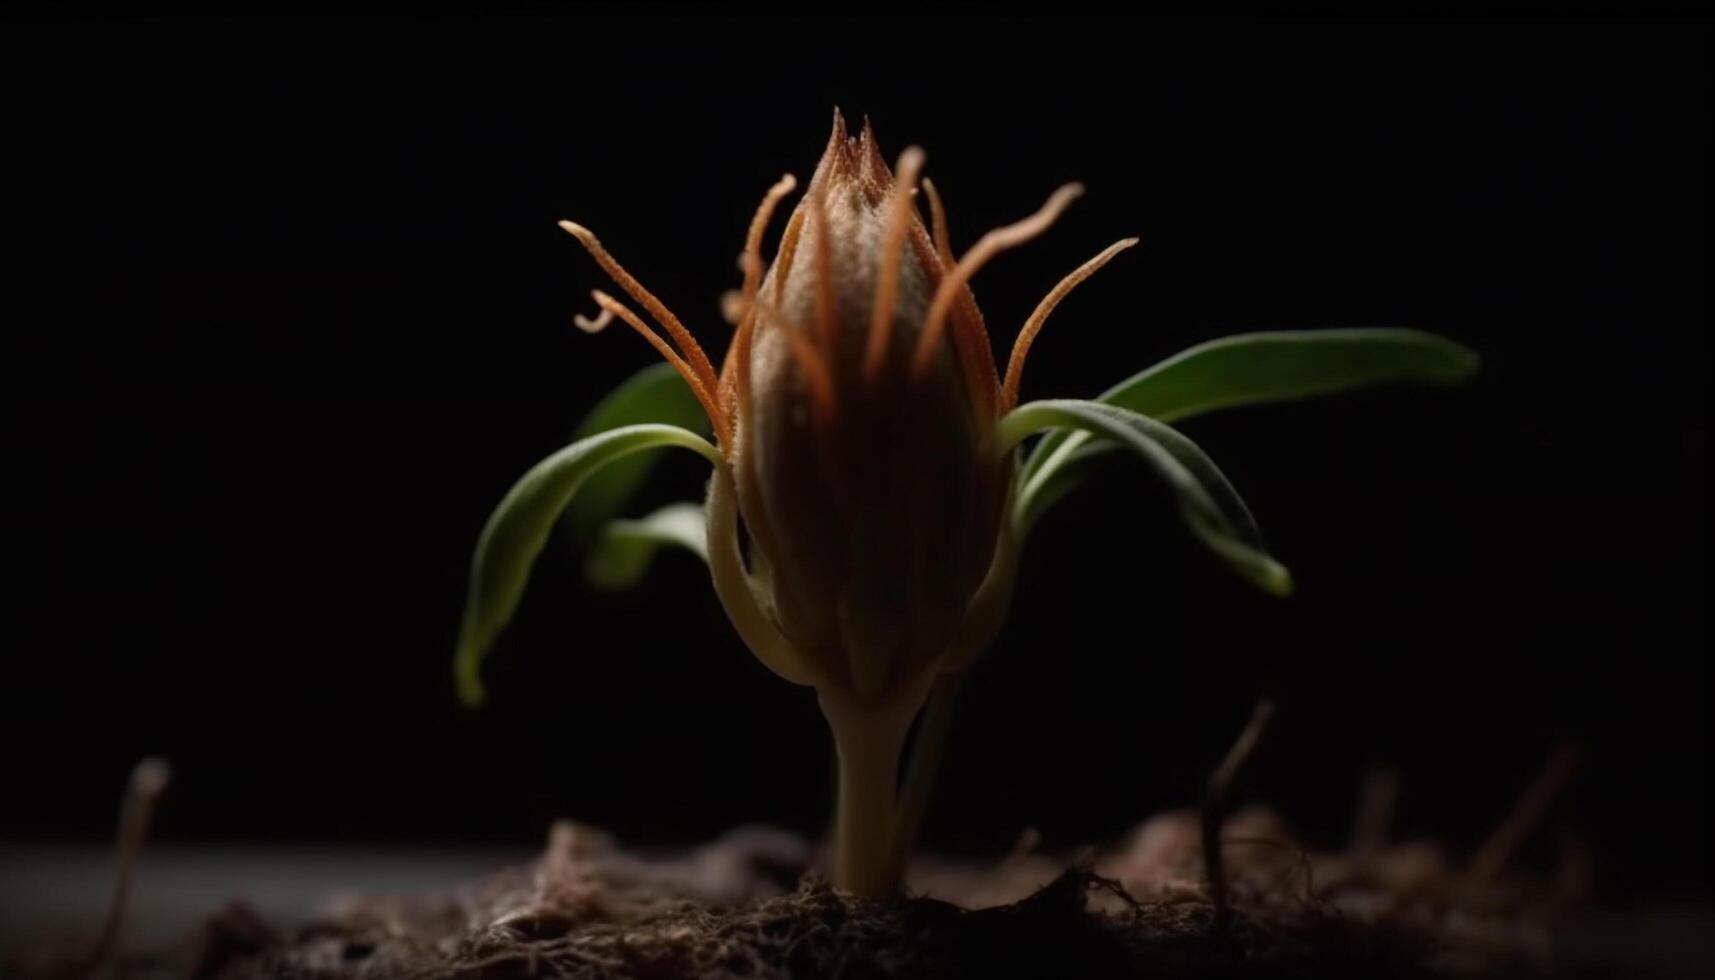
[563,364,709,546]
[455,424,722,706]
[583,502,708,592]
[1016,440,1120,533]
[1099,328,1475,423]
[1000,399,1292,596]
[1021,328,1477,515]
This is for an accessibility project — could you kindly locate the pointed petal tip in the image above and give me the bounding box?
[812,109,859,187]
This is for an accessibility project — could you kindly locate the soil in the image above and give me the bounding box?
[12,807,1575,980]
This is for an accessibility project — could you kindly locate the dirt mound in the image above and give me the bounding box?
[49,810,1563,980]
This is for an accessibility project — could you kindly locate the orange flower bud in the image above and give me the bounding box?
[724,114,1010,700]
[554,111,1130,896]
[558,111,1116,707]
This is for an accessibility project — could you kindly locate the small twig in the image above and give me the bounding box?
[1464,740,1580,895]
[1349,768,1399,859]
[1202,699,1276,933]
[82,756,171,977]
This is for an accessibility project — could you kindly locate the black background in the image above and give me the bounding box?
[7,14,1707,902]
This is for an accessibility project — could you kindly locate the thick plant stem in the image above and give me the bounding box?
[819,684,924,899]
[832,716,902,897]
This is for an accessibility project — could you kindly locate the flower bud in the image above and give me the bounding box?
[727,114,1010,699]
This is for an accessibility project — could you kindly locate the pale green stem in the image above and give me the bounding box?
[704,465,820,687]
[832,713,906,898]
[819,678,932,899]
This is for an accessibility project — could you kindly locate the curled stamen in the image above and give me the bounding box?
[573,306,615,334]
[1001,237,1139,411]
[865,146,926,380]
[559,221,722,396]
[920,177,955,266]
[810,187,836,350]
[772,209,807,306]
[724,174,800,414]
[588,290,729,444]
[742,174,799,303]
[910,183,1085,379]
[730,204,807,427]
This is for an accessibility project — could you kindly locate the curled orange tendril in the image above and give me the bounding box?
[909,183,1085,382]
[720,173,799,432]
[808,186,839,354]
[559,222,731,448]
[559,116,1133,444]
[1000,237,1139,412]
[865,146,926,381]
[920,177,955,267]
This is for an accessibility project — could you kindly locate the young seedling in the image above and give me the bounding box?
[454,112,1477,900]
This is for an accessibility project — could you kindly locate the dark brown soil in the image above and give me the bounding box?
[34,806,1571,980]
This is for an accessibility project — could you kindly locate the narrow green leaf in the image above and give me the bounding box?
[1021,328,1477,516]
[1016,441,1120,533]
[1000,399,1292,596]
[564,364,708,545]
[583,502,708,592]
[456,424,721,706]
[1100,328,1476,424]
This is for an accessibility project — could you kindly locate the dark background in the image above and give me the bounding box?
[7,13,1707,903]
